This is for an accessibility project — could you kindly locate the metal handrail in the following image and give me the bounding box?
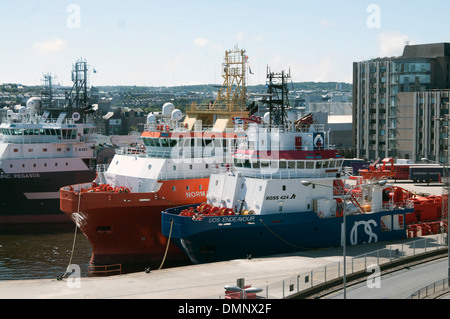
[408,277,450,299]
[88,264,122,277]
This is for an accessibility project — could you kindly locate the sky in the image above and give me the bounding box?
[1,0,450,87]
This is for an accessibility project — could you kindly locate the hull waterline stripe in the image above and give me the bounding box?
[24,192,60,200]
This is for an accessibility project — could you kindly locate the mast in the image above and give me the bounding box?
[261,67,292,128]
[185,46,250,128]
[65,58,90,110]
[64,58,96,122]
[215,45,248,112]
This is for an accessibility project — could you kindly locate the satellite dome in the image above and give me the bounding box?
[171,109,182,121]
[18,106,27,115]
[162,102,175,116]
[147,113,157,124]
[288,110,298,122]
[263,112,271,124]
[26,97,41,109]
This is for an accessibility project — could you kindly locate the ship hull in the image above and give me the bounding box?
[162,207,410,264]
[0,170,96,224]
[60,178,210,269]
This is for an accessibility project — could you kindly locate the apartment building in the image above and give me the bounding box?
[353,43,450,162]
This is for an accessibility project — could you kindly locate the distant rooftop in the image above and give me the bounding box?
[402,42,450,58]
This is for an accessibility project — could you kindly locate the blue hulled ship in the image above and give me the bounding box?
[161,69,413,264]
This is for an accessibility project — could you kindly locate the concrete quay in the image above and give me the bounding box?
[0,182,446,299]
[0,234,445,299]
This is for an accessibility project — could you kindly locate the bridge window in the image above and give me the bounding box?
[161,139,169,147]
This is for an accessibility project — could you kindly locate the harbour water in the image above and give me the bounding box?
[0,223,92,281]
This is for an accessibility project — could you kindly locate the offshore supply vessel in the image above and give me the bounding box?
[0,60,98,224]
[161,69,416,264]
[60,47,256,269]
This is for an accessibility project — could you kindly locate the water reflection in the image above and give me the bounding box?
[0,223,92,280]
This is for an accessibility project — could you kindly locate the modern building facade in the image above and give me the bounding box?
[396,90,450,163]
[353,43,450,162]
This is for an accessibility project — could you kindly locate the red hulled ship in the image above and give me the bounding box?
[60,47,256,270]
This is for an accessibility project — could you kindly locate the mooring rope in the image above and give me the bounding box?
[259,219,309,250]
[57,192,81,280]
[158,219,174,270]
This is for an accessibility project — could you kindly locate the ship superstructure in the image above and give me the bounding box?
[0,59,98,224]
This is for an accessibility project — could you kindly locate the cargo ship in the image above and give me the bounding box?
[161,69,417,264]
[0,60,99,224]
[60,47,256,269]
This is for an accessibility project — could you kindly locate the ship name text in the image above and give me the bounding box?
[0,173,41,179]
[208,216,256,224]
[185,191,206,198]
